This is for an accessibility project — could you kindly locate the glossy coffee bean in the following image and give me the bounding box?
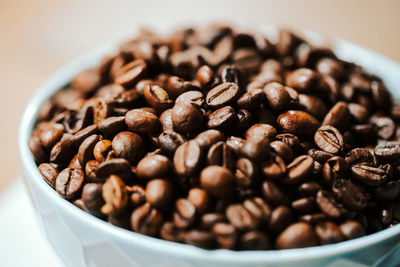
[55,168,84,200]
[171,102,203,133]
[174,141,203,177]
[206,141,235,170]
[276,222,318,249]
[38,163,59,188]
[200,166,236,198]
[332,179,366,211]
[112,131,146,164]
[226,204,258,230]
[174,198,196,229]
[101,175,128,215]
[188,188,210,214]
[314,125,343,154]
[207,106,237,130]
[82,183,105,216]
[278,110,320,136]
[315,221,344,244]
[136,154,171,180]
[206,82,240,109]
[125,109,161,135]
[131,202,163,236]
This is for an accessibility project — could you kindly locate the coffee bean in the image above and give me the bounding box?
[263,82,291,110]
[315,221,344,244]
[339,220,365,239]
[207,106,237,130]
[270,141,294,163]
[114,59,147,88]
[200,166,236,198]
[78,134,100,166]
[50,134,76,164]
[131,202,163,236]
[345,148,374,166]
[101,175,128,215]
[242,134,270,161]
[212,222,237,249]
[374,181,400,202]
[278,110,320,136]
[297,182,322,197]
[144,85,173,112]
[292,197,316,214]
[206,141,235,170]
[235,158,258,188]
[125,109,161,135]
[286,68,319,93]
[93,139,112,162]
[160,222,182,243]
[351,164,391,186]
[314,125,344,154]
[372,116,395,140]
[40,123,65,148]
[375,141,400,160]
[206,82,240,109]
[98,116,126,138]
[235,109,253,133]
[158,130,186,156]
[29,136,48,164]
[95,158,132,181]
[237,89,265,110]
[145,179,173,208]
[174,141,203,177]
[55,168,84,200]
[176,91,205,108]
[174,198,196,229]
[239,231,272,250]
[159,109,173,131]
[196,65,214,87]
[245,123,277,140]
[194,129,225,150]
[261,153,287,180]
[348,103,369,123]
[316,58,344,80]
[226,204,258,230]
[276,222,318,249]
[316,190,347,218]
[300,213,328,224]
[332,179,366,210]
[38,163,59,187]
[226,136,245,156]
[171,102,203,133]
[183,230,216,249]
[322,101,350,131]
[262,180,290,206]
[85,160,99,182]
[307,149,334,164]
[220,64,242,84]
[188,188,210,214]
[322,156,348,185]
[112,132,146,165]
[243,197,272,223]
[82,183,105,216]
[136,154,171,180]
[284,155,314,185]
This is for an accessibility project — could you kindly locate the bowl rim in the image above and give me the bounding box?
[18,27,400,263]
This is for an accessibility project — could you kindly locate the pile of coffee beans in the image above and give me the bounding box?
[29,24,400,250]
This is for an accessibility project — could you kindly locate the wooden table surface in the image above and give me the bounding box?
[1,0,399,191]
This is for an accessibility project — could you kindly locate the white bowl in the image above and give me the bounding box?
[19,27,400,267]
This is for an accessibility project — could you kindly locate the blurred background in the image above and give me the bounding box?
[0,0,399,265]
[1,0,400,191]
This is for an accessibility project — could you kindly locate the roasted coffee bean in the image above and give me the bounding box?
[145,179,173,208]
[262,180,290,205]
[200,166,236,198]
[226,204,258,230]
[269,205,293,233]
[125,109,161,135]
[160,222,182,243]
[206,141,235,170]
[345,148,374,166]
[314,125,343,154]
[188,188,210,214]
[82,183,105,216]
[131,202,163,236]
[207,106,237,130]
[322,156,348,185]
[307,149,334,164]
[237,89,265,110]
[373,181,400,202]
[38,163,59,187]
[245,123,277,140]
[235,109,253,133]
[226,136,245,155]
[261,153,287,180]
[316,58,344,80]
[183,230,216,249]
[95,158,132,180]
[174,198,196,229]
[297,182,322,197]
[270,141,294,163]
[85,160,99,182]
[372,116,395,140]
[194,129,225,150]
[112,131,146,164]
[171,102,203,133]
[176,91,205,108]
[332,179,366,210]
[196,65,214,87]
[206,82,240,109]
[276,222,318,249]
[126,185,146,206]
[40,123,65,148]
[292,197,316,214]
[263,82,291,110]
[235,158,258,188]
[316,190,347,218]
[351,164,391,186]
[220,64,242,84]
[29,136,48,164]
[239,231,272,250]
[174,141,203,177]
[300,213,328,224]
[339,220,365,239]
[284,155,314,185]
[98,116,126,138]
[322,101,351,131]
[55,168,84,200]
[158,130,186,156]
[50,134,76,164]
[278,110,320,136]
[114,59,147,88]
[144,85,173,112]
[77,134,100,166]
[315,221,344,244]
[243,197,272,222]
[348,103,369,123]
[200,213,227,229]
[242,135,270,161]
[286,68,319,93]
[375,141,400,160]
[136,154,171,180]
[93,139,112,162]
[159,109,174,131]
[212,222,237,249]
[101,175,128,215]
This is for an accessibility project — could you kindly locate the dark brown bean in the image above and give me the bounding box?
[38,163,59,187]
[171,102,203,133]
[314,125,343,154]
[131,202,163,236]
[174,141,203,177]
[226,204,258,230]
[284,155,314,185]
[145,179,173,208]
[136,154,171,180]
[351,164,391,186]
[276,222,318,249]
[315,221,344,244]
[112,131,146,164]
[206,82,240,109]
[55,168,84,200]
[277,110,320,136]
[200,166,236,198]
[332,179,366,210]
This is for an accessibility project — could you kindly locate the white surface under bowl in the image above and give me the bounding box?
[19,27,400,267]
